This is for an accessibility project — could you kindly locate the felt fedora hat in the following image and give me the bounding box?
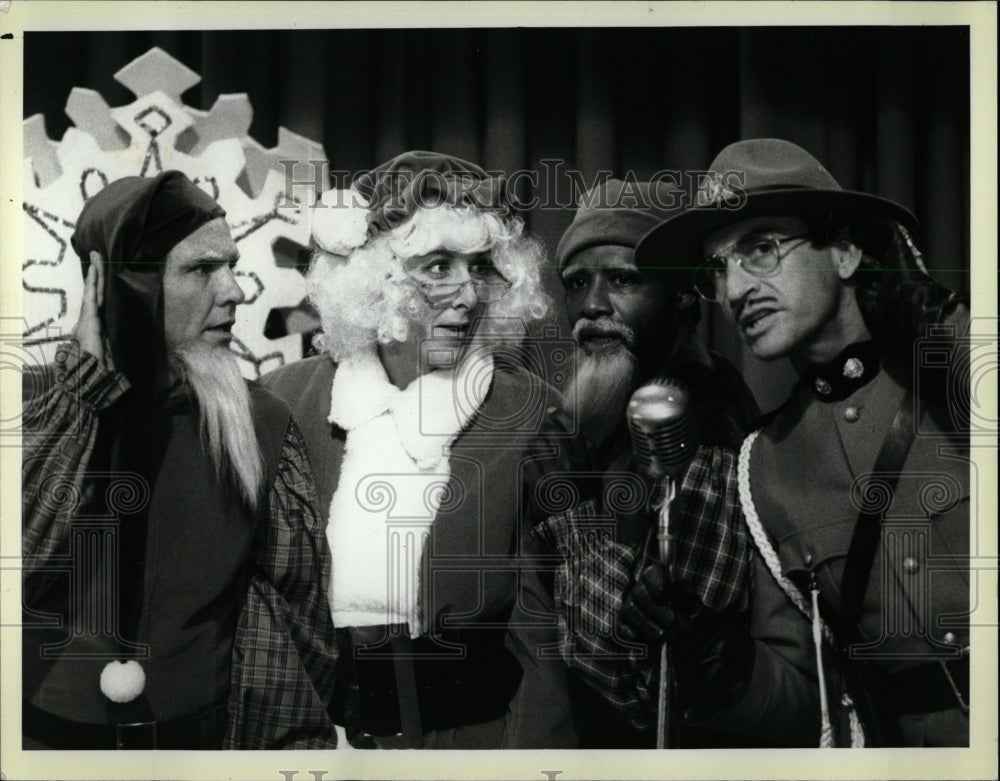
[634,138,919,292]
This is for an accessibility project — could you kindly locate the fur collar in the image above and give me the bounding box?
[326,346,494,632]
[328,346,494,469]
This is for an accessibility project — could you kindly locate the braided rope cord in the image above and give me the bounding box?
[811,585,835,746]
[737,429,865,747]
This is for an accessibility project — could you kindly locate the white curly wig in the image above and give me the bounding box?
[307,205,550,361]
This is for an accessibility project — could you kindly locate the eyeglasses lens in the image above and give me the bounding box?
[694,259,727,302]
[416,278,510,305]
[737,237,782,276]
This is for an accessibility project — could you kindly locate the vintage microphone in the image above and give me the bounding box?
[626,379,699,749]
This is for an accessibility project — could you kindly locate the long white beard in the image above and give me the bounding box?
[171,341,264,511]
[565,344,639,450]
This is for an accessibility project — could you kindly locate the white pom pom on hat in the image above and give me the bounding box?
[311,188,371,256]
[100,660,145,703]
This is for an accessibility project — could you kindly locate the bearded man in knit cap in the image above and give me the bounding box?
[556,179,759,450]
[21,171,337,749]
[530,179,776,747]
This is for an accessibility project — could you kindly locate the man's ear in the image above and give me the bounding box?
[831,241,864,280]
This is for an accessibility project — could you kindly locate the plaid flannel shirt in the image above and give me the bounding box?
[21,343,338,748]
[532,445,749,731]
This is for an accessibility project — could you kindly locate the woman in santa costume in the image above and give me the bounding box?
[262,151,578,748]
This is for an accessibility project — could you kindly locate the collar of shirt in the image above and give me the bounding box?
[800,340,881,402]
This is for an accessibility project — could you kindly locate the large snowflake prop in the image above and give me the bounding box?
[23,47,326,378]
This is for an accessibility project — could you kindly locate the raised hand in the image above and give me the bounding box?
[72,251,110,367]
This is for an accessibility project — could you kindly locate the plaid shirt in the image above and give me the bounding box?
[21,343,338,748]
[532,445,749,731]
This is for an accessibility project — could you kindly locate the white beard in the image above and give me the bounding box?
[170,341,264,511]
[565,343,639,450]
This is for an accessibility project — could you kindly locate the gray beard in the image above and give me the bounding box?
[565,345,639,450]
[170,341,264,511]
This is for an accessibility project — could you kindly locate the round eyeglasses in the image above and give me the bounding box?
[408,264,512,307]
[693,233,812,302]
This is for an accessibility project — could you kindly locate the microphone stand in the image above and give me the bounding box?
[625,379,696,750]
[654,476,679,749]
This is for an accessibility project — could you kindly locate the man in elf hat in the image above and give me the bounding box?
[261,150,576,748]
[530,179,819,747]
[623,138,970,746]
[22,171,338,749]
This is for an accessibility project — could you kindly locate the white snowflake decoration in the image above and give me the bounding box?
[22,47,327,378]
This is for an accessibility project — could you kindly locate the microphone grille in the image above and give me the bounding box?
[626,379,699,479]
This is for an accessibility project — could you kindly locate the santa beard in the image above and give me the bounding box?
[565,317,640,450]
[170,341,264,511]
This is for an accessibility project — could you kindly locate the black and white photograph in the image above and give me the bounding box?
[1,2,996,780]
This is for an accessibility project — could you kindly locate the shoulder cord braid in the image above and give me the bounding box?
[738,430,865,748]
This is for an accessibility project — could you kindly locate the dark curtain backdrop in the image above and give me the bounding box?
[25,27,970,411]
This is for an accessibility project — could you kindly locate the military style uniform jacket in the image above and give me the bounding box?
[731,342,969,746]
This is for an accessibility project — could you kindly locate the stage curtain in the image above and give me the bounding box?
[25,27,969,410]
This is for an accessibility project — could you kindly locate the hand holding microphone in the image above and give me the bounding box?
[621,563,755,726]
[625,379,698,748]
[622,379,755,733]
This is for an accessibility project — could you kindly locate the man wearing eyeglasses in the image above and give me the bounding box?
[624,138,970,746]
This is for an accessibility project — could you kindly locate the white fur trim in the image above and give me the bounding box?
[326,348,494,635]
[310,188,371,256]
[328,351,398,431]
